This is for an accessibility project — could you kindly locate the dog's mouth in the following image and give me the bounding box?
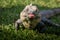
[28,13,35,19]
[28,13,36,21]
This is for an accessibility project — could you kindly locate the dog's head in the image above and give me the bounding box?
[20,4,41,29]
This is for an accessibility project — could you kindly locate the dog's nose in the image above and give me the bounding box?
[28,13,35,19]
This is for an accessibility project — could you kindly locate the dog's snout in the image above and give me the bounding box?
[28,13,35,19]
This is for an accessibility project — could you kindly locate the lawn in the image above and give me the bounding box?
[0,0,60,40]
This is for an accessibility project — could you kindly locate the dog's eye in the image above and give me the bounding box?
[23,15,27,17]
[35,9,38,12]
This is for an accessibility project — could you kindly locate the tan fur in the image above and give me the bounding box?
[22,18,40,29]
[20,4,41,29]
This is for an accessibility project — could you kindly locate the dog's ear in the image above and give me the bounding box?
[29,3,32,6]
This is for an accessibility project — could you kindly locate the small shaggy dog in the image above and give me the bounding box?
[15,4,60,32]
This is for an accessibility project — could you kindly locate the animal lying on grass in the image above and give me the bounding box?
[15,4,60,32]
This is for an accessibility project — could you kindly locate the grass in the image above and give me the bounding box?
[0,0,60,40]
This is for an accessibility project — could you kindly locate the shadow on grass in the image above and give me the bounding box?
[0,5,25,25]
